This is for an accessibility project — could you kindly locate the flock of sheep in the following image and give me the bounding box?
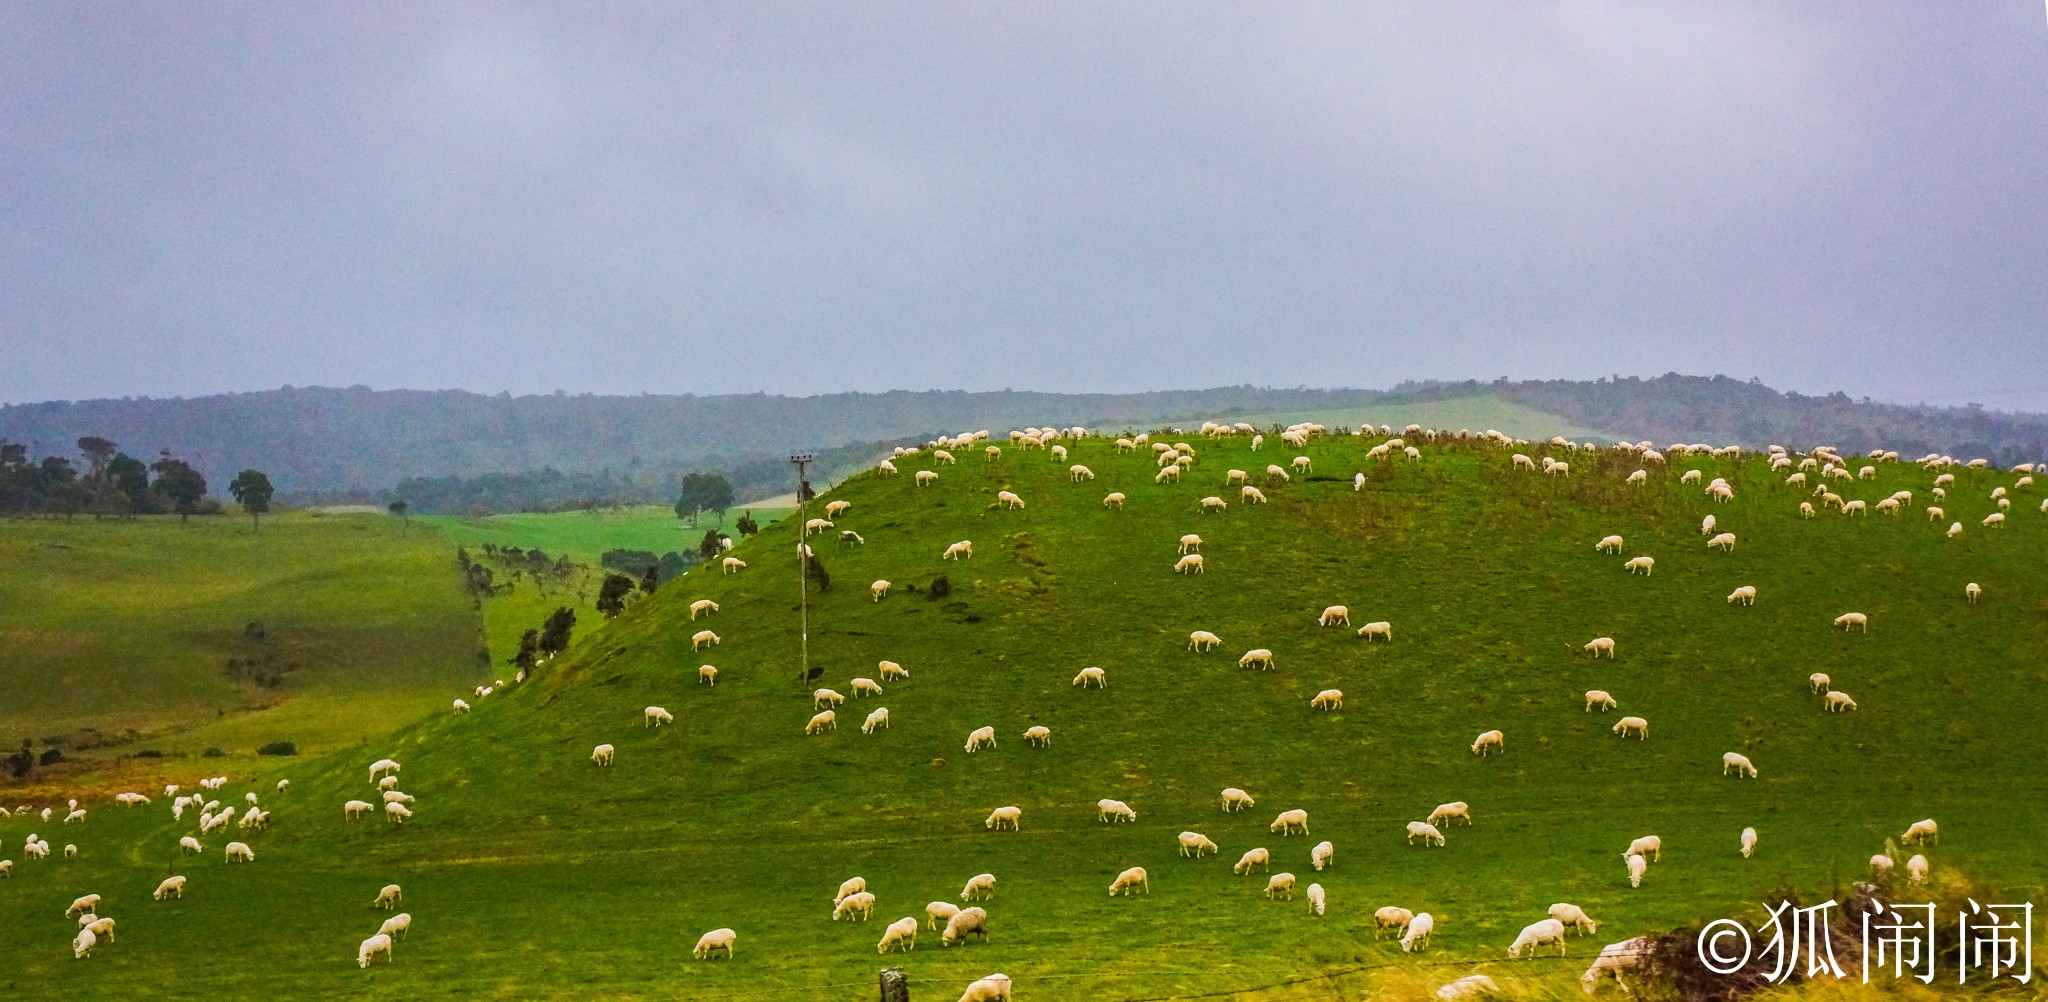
[7,419,2025,1000]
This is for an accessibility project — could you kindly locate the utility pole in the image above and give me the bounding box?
[791,453,814,688]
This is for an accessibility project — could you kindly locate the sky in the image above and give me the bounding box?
[4,3,2046,409]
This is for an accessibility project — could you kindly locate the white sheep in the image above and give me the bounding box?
[1374,906,1414,938]
[1966,582,1982,604]
[833,891,877,921]
[850,677,883,698]
[955,972,1010,1001]
[985,806,1021,831]
[344,800,374,820]
[1234,847,1270,874]
[1401,912,1435,952]
[807,710,837,735]
[1174,553,1205,574]
[1725,584,1758,606]
[1022,725,1049,747]
[1292,456,1312,473]
[915,470,938,486]
[813,688,846,709]
[692,629,721,650]
[376,912,411,943]
[1357,621,1392,642]
[369,758,401,779]
[155,875,186,900]
[1266,464,1291,481]
[964,726,997,753]
[1984,511,2006,528]
[995,490,1024,510]
[879,659,909,680]
[1427,802,1471,827]
[375,884,404,909]
[1099,799,1138,823]
[1178,831,1218,857]
[1907,854,1929,884]
[1177,533,1202,554]
[698,665,719,686]
[1237,649,1275,671]
[722,556,747,573]
[1072,666,1107,688]
[1585,690,1617,712]
[1903,819,1938,844]
[1824,690,1858,712]
[825,499,852,517]
[1626,836,1662,861]
[1406,821,1445,846]
[1199,495,1227,513]
[927,901,961,929]
[961,873,997,900]
[1723,752,1757,778]
[1109,867,1149,897]
[1354,471,1366,491]
[1809,672,1830,693]
[1310,840,1334,870]
[1220,788,1255,812]
[1187,630,1222,652]
[1270,809,1309,835]
[1550,902,1598,935]
[689,599,719,620]
[592,743,616,765]
[1625,852,1647,887]
[1707,532,1736,551]
[878,915,919,954]
[1101,491,1125,508]
[1834,612,1869,632]
[1612,716,1649,740]
[869,580,892,602]
[1318,605,1350,627]
[1508,918,1568,958]
[1948,521,1964,538]
[644,706,674,727]
[1623,556,1654,575]
[385,802,413,823]
[66,894,102,918]
[1471,729,1505,755]
[1740,827,1758,858]
[1582,637,1615,659]
[693,928,736,960]
[1265,871,1297,899]
[1625,470,1646,485]
[1595,535,1624,553]
[225,841,255,863]
[452,698,470,713]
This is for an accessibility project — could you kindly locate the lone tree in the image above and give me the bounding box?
[734,511,760,536]
[596,573,636,617]
[638,565,660,595]
[77,436,116,512]
[511,629,539,675]
[229,469,275,531]
[149,452,209,522]
[674,472,735,528]
[538,606,577,656]
[387,499,410,526]
[698,529,728,563]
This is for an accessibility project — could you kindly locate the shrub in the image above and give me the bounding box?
[130,749,166,759]
[257,741,297,756]
[38,748,64,767]
[203,747,225,758]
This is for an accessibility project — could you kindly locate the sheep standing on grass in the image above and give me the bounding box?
[1585,690,1617,712]
[1022,725,1049,746]
[1626,853,1647,888]
[693,928,736,960]
[1271,809,1309,835]
[1406,821,1445,846]
[1178,831,1218,857]
[1238,649,1274,670]
[1907,854,1930,884]
[961,873,997,901]
[1624,556,1654,575]
[956,973,1011,1001]
[1825,691,1858,712]
[1723,752,1758,778]
[357,933,393,968]
[878,916,919,954]
[1401,913,1435,952]
[1471,730,1505,755]
[1357,621,1392,642]
[1310,840,1334,870]
[1099,799,1138,823]
[1310,689,1343,711]
[807,711,837,735]
[1903,819,1939,844]
[1728,585,1757,605]
[692,630,722,650]
[1835,612,1869,632]
[1319,605,1350,626]
[689,599,718,620]
[1627,835,1662,861]
[1612,716,1648,740]
[1265,872,1297,899]
[1375,907,1414,939]
[1187,631,1222,652]
[927,901,960,929]
[1508,918,1569,958]
[1582,637,1616,659]
[1427,802,1471,827]
[592,744,616,765]
[1581,936,1649,994]
[964,726,997,753]
[226,842,255,863]
[984,806,1021,831]
[869,581,892,602]
[833,892,877,921]
[1234,848,1270,874]
[644,706,673,727]
[1549,902,1598,935]
[1220,788,1255,812]
[1740,828,1758,858]
[155,875,185,900]
[374,884,404,909]
[1109,867,1149,897]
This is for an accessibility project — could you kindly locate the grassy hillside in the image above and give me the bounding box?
[0,512,483,760]
[1214,396,1618,444]
[4,433,2043,1000]
[424,505,791,566]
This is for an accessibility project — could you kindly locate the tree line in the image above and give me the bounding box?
[0,435,275,526]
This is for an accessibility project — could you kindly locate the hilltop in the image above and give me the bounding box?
[2,426,2043,1000]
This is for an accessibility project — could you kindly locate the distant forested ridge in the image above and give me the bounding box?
[1496,374,2048,466]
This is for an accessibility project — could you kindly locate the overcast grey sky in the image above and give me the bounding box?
[4,3,2045,408]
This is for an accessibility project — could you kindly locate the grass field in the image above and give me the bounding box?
[1185,395,1619,444]
[0,512,483,762]
[422,504,790,566]
[3,433,2043,1000]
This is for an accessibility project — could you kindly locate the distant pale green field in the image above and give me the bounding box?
[422,504,791,566]
[1194,394,1619,443]
[6,435,2042,1000]
[0,512,482,760]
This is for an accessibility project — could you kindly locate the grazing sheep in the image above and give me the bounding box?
[1292,456,1312,473]
[869,580,892,602]
[345,800,374,820]
[878,915,919,954]
[1585,690,1617,712]
[1178,831,1218,858]
[825,499,852,517]
[1109,867,1149,897]
[1966,582,1982,604]
[375,884,403,910]
[1374,906,1414,939]
[1187,630,1222,652]
[693,928,736,960]
[1155,465,1181,483]
[1427,802,1471,827]
[1727,585,1757,605]
[1199,495,1227,513]
[1626,853,1647,887]
[73,927,96,960]
[1834,612,1869,632]
[1406,821,1446,846]
[1472,730,1505,755]
[956,973,1011,1002]
[1310,840,1334,870]
[698,665,719,686]
[1238,649,1275,671]
[1354,471,1366,491]
[1824,691,1858,712]
[1903,819,1939,844]
[961,873,997,901]
[1707,532,1737,551]
[1872,854,1895,876]
[591,743,616,766]
[1550,902,1598,935]
[834,877,869,907]
[1271,809,1309,835]
[933,450,955,465]
[1099,799,1138,823]
[1625,470,1647,486]
[1595,535,1624,553]
[995,491,1023,511]
[1581,937,1649,995]
[689,599,719,620]
[1582,637,1616,659]
[377,913,411,942]
[1809,672,1831,693]
[813,688,846,709]
[1266,464,1291,482]
[1234,847,1270,874]
[1740,827,1758,858]
[1509,918,1569,958]
[1265,872,1297,899]
[692,629,721,650]
[1241,485,1268,504]
[1101,491,1126,508]
[722,557,747,573]
[1178,533,1202,554]
[1612,716,1649,740]
[879,660,909,680]
[1842,499,1867,516]
[1220,788,1255,812]
[66,894,102,918]
[833,891,877,921]
[155,875,186,900]
[1948,521,1964,538]
[385,803,413,824]
[985,806,1021,831]
[1319,605,1350,626]
[1907,854,1929,884]
[1174,553,1205,574]
[225,841,255,863]
[916,470,938,486]
[1072,666,1107,689]
[1984,511,2006,527]
[1069,465,1095,482]
[1800,501,1816,517]
[1401,912,1435,952]
[1623,556,1654,576]
[850,677,883,698]
[927,901,961,930]
[1022,725,1050,747]
[1357,621,1393,642]
[1305,881,1327,916]
[807,711,837,735]
[964,726,997,753]
[453,698,470,713]
[1723,752,1757,778]
[644,706,674,728]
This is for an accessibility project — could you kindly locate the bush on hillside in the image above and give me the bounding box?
[257,741,297,756]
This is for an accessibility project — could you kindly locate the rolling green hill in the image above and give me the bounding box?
[4,431,2043,1001]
